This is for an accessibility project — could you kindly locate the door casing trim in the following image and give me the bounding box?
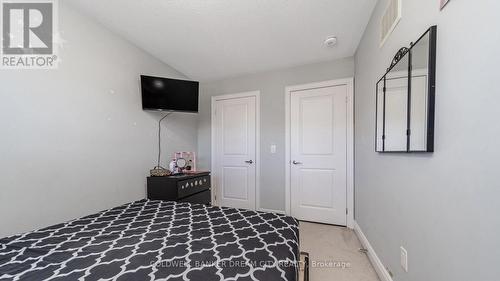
[211,91,261,211]
[284,78,354,228]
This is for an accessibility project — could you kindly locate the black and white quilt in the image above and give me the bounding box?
[0,200,299,281]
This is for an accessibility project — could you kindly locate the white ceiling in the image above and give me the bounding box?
[68,0,377,81]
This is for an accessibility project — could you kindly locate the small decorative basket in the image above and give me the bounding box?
[150,166,171,177]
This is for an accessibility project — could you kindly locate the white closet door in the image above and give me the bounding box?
[214,96,256,210]
[290,85,347,225]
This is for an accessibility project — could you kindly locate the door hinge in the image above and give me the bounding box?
[346,208,348,215]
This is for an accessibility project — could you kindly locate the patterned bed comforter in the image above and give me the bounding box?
[0,200,299,281]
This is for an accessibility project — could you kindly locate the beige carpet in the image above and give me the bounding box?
[299,221,380,281]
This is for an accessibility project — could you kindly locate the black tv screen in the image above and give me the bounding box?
[141,75,199,112]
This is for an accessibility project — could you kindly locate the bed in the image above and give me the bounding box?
[0,200,300,281]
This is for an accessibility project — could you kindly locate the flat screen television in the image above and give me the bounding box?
[141,75,199,113]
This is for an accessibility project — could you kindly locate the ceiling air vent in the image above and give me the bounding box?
[380,0,402,47]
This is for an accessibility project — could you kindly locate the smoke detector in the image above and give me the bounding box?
[324,37,338,48]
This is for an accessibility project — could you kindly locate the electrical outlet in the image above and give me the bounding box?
[400,246,408,272]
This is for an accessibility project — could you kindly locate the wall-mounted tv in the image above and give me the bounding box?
[141,75,199,113]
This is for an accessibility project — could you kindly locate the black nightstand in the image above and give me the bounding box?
[147,172,211,205]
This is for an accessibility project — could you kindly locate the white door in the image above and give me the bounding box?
[410,74,428,151]
[290,85,347,225]
[384,76,408,151]
[384,73,428,151]
[214,95,257,210]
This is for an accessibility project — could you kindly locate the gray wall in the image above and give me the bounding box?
[0,2,197,237]
[198,58,354,211]
[355,0,500,280]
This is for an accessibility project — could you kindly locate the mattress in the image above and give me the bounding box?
[0,200,299,281]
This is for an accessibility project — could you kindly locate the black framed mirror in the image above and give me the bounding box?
[375,26,437,153]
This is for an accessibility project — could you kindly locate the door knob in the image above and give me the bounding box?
[292,160,303,165]
[245,160,254,164]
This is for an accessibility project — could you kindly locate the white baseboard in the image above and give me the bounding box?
[258,208,286,214]
[353,221,394,281]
